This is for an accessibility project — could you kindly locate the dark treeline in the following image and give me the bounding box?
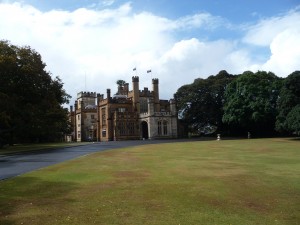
[175,70,300,137]
[0,41,71,147]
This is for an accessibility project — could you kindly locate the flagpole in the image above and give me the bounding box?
[133,67,137,76]
[147,69,152,80]
[85,72,87,91]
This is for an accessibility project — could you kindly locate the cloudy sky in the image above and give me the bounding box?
[0,0,299,104]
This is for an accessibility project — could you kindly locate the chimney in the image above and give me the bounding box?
[107,89,111,102]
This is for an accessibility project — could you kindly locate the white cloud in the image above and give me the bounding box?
[262,27,300,75]
[101,0,115,7]
[0,1,299,104]
[243,9,300,46]
[155,38,253,97]
[243,8,300,76]
[0,2,226,102]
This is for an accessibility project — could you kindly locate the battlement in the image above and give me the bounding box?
[77,91,97,98]
[152,78,159,84]
[132,76,139,82]
[140,87,152,96]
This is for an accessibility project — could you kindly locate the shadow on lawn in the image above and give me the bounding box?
[0,176,78,225]
[290,137,300,141]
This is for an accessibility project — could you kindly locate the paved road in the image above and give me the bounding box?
[0,139,188,180]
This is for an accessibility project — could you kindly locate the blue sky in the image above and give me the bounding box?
[0,0,299,103]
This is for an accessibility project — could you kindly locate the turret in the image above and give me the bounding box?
[75,100,78,110]
[132,76,140,112]
[152,78,160,112]
[97,93,102,104]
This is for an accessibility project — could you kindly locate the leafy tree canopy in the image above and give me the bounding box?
[286,105,300,135]
[0,40,71,145]
[276,71,300,134]
[175,70,236,134]
[116,80,126,87]
[222,71,283,136]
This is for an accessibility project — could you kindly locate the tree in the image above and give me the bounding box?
[116,80,126,87]
[286,105,300,135]
[222,71,283,136]
[276,71,300,135]
[175,70,236,134]
[0,40,71,144]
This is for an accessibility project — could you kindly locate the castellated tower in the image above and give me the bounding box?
[132,76,140,112]
[152,78,160,112]
[77,91,97,109]
[74,91,97,142]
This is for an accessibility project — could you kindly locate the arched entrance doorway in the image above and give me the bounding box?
[141,121,149,139]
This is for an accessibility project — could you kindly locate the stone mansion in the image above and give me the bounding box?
[69,76,178,141]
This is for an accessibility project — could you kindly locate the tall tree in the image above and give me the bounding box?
[286,105,300,135]
[276,71,300,135]
[175,70,236,134]
[0,40,71,144]
[222,71,283,136]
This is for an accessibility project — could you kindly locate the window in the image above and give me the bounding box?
[140,98,148,113]
[163,121,168,135]
[91,115,95,119]
[128,122,135,135]
[158,120,168,136]
[119,122,126,136]
[158,121,162,135]
[118,108,126,112]
[102,114,106,125]
[101,108,106,125]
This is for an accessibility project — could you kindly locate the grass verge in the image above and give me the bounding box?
[0,138,299,225]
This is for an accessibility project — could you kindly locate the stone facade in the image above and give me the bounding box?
[71,92,97,142]
[70,76,178,141]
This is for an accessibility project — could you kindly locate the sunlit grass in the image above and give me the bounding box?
[0,138,299,225]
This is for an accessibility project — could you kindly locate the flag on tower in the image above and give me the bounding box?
[133,68,136,71]
[147,70,151,73]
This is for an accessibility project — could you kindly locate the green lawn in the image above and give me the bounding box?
[0,138,299,225]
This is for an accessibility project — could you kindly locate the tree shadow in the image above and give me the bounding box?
[0,176,78,225]
[289,137,300,141]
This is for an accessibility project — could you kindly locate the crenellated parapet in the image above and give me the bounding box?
[140,87,152,97]
[77,91,97,98]
[132,76,139,82]
[152,78,159,84]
